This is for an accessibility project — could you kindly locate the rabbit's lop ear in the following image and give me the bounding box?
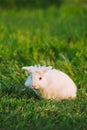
[22,66,33,72]
[22,67,30,71]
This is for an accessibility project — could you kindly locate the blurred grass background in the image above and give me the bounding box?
[0,0,87,130]
[0,0,87,9]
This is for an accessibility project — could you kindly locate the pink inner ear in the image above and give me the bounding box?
[43,69,48,73]
[43,67,52,73]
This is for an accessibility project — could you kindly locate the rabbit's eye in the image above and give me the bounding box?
[39,77,42,80]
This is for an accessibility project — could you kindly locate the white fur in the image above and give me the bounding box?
[22,65,77,100]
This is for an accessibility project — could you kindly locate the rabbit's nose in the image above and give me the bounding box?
[32,85,36,88]
[32,84,39,89]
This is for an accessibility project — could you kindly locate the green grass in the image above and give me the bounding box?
[0,5,87,130]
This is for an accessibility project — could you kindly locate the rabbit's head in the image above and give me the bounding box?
[22,65,52,90]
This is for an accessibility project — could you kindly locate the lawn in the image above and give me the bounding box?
[0,4,87,130]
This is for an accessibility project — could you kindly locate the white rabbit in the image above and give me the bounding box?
[22,65,77,100]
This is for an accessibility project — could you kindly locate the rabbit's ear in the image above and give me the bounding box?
[22,66,33,72]
[43,66,52,73]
